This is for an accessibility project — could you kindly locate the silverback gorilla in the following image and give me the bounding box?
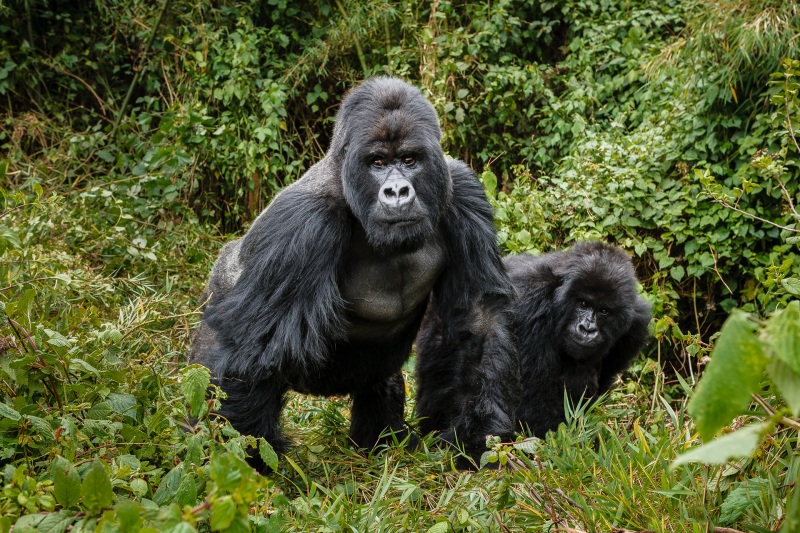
[191,77,517,471]
[416,241,650,450]
[504,241,652,436]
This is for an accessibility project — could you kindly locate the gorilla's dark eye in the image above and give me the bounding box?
[578,300,590,309]
[598,307,609,316]
[402,156,416,166]
[371,157,386,167]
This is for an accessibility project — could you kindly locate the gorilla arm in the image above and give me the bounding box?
[199,184,352,378]
[597,296,652,393]
[420,160,520,458]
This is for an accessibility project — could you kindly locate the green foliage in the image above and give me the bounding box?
[2,0,800,531]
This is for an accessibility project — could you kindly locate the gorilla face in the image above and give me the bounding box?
[333,77,452,254]
[556,256,639,361]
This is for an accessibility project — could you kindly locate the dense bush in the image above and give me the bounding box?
[2,0,800,530]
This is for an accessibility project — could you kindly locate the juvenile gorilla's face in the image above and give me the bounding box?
[563,292,630,361]
[334,78,451,253]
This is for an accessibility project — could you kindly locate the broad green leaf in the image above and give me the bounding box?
[81,460,113,513]
[25,414,55,442]
[766,359,800,416]
[480,170,497,198]
[152,465,182,505]
[0,516,10,533]
[719,478,768,524]
[174,473,198,507]
[31,511,76,533]
[427,521,450,533]
[259,439,279,472]
[163,523,197,533]
[130,478,148,498]
[765,301,800,375]
[210,495,236,530]
[0,402,21,421]
[52,456,81,508]
[115,499,143,533]
[687,310,767,441]
[107,393,138,420]
[181,365,211,418]
[512,439,538,454]
[782,277,800,296]
[672,421,771,468]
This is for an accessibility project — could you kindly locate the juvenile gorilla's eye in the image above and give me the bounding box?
[372,157,386,167]
[579,300,590,309]
[402,156,416,166]
[598,308,609,316]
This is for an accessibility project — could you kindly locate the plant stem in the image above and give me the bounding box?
[334,0,369,77]
[111,0,170,138]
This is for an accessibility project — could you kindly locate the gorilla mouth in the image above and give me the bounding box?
[376,215,423,226]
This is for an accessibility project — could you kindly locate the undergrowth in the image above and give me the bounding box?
[2,0,800,531]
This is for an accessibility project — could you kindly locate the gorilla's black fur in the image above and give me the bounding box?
[415,241,650,453]
[191,77,516,470]
[504,241,652,436]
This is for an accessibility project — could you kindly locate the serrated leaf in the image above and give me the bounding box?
[687,311,767,441]
[115,499,143,533]
[765,301,800,375]
[766,359,800,416]
[512,439,539,454]
[152,465,182,506]
[259,439,279,472]
[52,456,81,508]
[130,478,148,498]
[783,277,800,295]
[0,402,21,421]
[107,393,138,420]
[673,421,771,468]
[174,473,198,507]
[210,495,236,530]
[427,521,450,533]
[719,478,768,524]
[25,414,55,442]
[481,170,497,198]
[81,460,113,513]
[181,365,210,418]
[32,511,76,533]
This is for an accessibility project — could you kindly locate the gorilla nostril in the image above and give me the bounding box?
[399,186,409,198]
[384,188,396,199]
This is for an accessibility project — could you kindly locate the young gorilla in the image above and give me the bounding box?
[504,241,652,436]
[416,241,650,453]
[190,77,516,471]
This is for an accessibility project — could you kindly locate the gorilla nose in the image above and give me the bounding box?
[577,322,598,337]
[379,178,416,211]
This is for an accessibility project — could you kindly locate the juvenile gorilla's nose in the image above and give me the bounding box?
[379,178,416,211]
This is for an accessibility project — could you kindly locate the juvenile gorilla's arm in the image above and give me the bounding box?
[199,183,352,379]
[597,297,652,392]
[416,161,519,463]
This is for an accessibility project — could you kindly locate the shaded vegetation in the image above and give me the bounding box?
[1,0,799,531]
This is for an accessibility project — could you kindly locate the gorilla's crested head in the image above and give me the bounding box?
[554,242,643,360]
[329,77,452,254]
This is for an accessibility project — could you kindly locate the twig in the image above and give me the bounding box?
[784,74,800,155]
[51,64,108,116]
[708,245,733,295]
[334,0,368,77]
[111,0,170,137]
[752,393,800,431]
[709,196,800,233]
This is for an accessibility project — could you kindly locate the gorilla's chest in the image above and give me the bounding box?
[340,228,445,339]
